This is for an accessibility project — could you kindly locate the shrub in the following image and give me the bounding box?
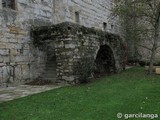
[138,61,160,66]
[153,62,160,66]
[139,61,146,67]
[139,61,150,67]
[73,56,96,83]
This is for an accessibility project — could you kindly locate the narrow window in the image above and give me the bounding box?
[103,22,107,31]
[2,0,16,10]
[111,24,114,31]
[75,12,80,24]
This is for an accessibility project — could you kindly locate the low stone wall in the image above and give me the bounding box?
[32,22,126,84]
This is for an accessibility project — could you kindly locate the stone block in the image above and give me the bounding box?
[0,63,6,67]
[8,38,18,43]
[0,55,3,62]
[2,66,10,82]
[156,68,160,75]
[21,64,30,80]
[15,65,22,80]
[3,56,10,63]
[15,56,30,62]
[9,26,21,34]
[62,76,74,81]
[10,49,18,56]
[65,44,75,49]
[0,49,9,55]
[6,43,21,49]
[0,43,7,48]
[55,41,64,48]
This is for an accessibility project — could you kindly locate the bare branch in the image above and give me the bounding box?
[138,44,152,51]
[147,0,156,16]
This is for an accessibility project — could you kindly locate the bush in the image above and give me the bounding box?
[153,62,160,66]
[73,56,96,83]
[139,61,146,67]
[139,61,160,67]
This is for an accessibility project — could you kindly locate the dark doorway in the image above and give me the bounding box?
[95,45,115,74]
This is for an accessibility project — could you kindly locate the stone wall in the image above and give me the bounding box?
[53,0,120,34]
[0,0,54,85]
[0,0,121,86]
[32,22,126,84]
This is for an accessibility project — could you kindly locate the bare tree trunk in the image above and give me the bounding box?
[149,27,159,74]
[149,24,159,74]
[149,2,160,74]
[149,45,157,74]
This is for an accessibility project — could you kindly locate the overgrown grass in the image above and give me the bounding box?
[0,67,160,120]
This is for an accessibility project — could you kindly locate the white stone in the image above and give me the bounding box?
[65,44,75,49]
[62,76,74,81]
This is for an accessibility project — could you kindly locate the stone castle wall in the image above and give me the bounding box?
[54,0,120,34]
[0,0,54,85]
[0,0,121,85]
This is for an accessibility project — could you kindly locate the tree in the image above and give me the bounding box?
[113,0,160,74]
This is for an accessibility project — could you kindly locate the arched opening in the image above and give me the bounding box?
[40,44,57,82]
[95,45,115,75]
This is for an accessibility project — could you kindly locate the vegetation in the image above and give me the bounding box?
[139,60,160,67]
[113,0,160,74]
[31,22,122,48]
[0,67,160,120]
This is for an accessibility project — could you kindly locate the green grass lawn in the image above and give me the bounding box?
[0,67,160,120]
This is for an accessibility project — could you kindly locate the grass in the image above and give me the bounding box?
[0,67,160,120]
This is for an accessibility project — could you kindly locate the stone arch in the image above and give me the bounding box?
[95,44,116,74]
[32,22,126,84]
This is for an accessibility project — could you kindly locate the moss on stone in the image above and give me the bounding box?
[31,22,123,48]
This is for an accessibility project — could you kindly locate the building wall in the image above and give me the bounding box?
[0,0,54,85]
[0,0,120,86]
[54,0,120,34]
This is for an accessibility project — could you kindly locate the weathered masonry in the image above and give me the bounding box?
[54,0,120,33]
[0,0,121,86]
[32,22,126,84]
[0,0,54,86]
